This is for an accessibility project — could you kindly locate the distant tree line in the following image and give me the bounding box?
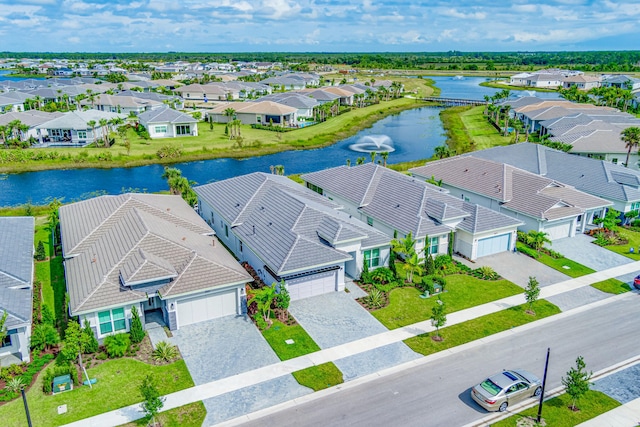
[1,51,639,72]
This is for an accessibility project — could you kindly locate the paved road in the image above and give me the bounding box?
[235,294,640,427]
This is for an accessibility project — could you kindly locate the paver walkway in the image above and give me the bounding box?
[62,260,640,427]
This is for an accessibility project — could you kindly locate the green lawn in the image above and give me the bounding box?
[261,319,344,391]
[261,320,321,360]
[119,402,206,427]
[33,218,66,324]
[590,278,632,294]
[492,390,620,427]
[516,242,595,278]
[0,359,195,427]
[440,106,512,155]
[404,300,561,356]
[371,275,523,330]
[292,362,344,392]
[605,227,640,261]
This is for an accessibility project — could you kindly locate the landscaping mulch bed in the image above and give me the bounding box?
[355,281,391,311]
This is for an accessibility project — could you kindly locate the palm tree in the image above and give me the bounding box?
[622,127,640,168]
[390,232,416,259]
[526,230,551,254]
[370,151,377,163]
[86,120,97,145]
[502,105,511,136]
[380,151,389,167]
[434,145,451,159]
[99,118,109,147]
[404,252,423,283]
[483,95,490,115]
[75,93,86,111]
[223,107,236,123]
[0,125,7,147]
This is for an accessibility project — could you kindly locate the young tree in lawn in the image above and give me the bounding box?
[524,276,540,315]
[430,298,446,341]
[562,356,592,412]
[404,252,424,283]
[526,230,551,254]
[61,320,91,386]
[140,374,165,426]
[248,283,277,326]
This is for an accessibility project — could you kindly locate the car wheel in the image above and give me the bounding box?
[534,387,542,397]
[499,402,508,412]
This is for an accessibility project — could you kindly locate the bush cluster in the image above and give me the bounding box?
[103,333,131,358]
[156,145,183,159]
[42,361,76,394]
[250,124,294,132]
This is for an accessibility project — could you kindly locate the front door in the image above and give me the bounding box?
[144,296,160,312]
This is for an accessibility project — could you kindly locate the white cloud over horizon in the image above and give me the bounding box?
[1,0,638,52]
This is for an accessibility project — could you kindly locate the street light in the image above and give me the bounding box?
[20,385,33,427]
[537,347,551,423]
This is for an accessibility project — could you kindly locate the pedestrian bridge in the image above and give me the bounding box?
[422,97,486,106]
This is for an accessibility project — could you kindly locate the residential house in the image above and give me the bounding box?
[0,217,34,366]
[601,75,640,91]
[301,164,523,261]
[524,73,564,88]
[138,107,198,138]
[194,173,390,298]
[0,111,64,142]
[206,101,297,126]
[561,74,601,90]
[35,110,127,146]
[59,194,252,336]
[411,154,611,239]
[255,93,319,118]
[174,83,232,102]
[469,143,640,216]
[88,94,164,115]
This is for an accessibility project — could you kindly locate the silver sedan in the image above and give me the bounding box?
[471,369,542,412]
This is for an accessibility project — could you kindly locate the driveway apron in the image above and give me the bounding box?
[549,234,636,282]
[169,315,311,426]
[289,292,420,381]
[471,251,568,288]
[592,363,640,404]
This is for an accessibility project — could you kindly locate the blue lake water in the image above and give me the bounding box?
[0,76,561,207]
[0,70,45,82]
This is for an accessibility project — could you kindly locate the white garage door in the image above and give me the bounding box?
[287,271,336,301]
[545,222,571,240]
[177,289,237,327]
[477,233,511,258]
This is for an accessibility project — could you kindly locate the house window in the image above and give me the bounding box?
[210,212,214,225]
[225,224,229,237]
[1,335,11,348]
[306,183,323,195]
[367,217,373,226]
[364,248,380,268]
[98,308,126,335]
[240,241,243,253]
[176,125,190,135]
[427,236,439,255]
[77,130,87,139]
[631,202,640,211]
[154,125,167,133]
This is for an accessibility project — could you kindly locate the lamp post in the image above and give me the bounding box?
[537,347,551,423]
[20,386,33,427]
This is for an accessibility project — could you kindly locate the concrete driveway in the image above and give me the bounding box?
[169,315,311,426]
[289,292,421,381]
[549,234,636,282]
[469,251,568,288]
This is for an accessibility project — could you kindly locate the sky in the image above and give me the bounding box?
[1,0,639,53]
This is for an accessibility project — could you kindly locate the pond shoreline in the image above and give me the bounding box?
[0,98,432,174]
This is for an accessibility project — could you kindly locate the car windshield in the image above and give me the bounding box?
[480,379,502,396]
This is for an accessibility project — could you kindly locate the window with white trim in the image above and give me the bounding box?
[1,335,11,348]
[154,125,167,133]
[77,130,87,139]
[363,248,380,268]
[98,308,126,335]
[631,202,640,211]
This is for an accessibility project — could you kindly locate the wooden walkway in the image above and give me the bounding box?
[422,97,486,106]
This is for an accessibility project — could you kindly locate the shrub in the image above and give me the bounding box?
[593,232,614,246]
[96,352,108,360]
[34,241,46,261]
[366,289,385,308]
[254,314,268,331]
[41,305,54,326]
[433,254,458,275]
[275,284,291,310]
[129,306,146,344]
[152,341,179,363]
[30,323,60,353]
[476,266,499,280]
[156,145,183,159]
[370,267,395,285]
[517,231,528,244]
[83,320,99,354]
[103,333,130,358]
[547,249,564,259]
[518,245,540,258]
[4,377,23,393]
[375,281,401,293]
[360,260,371,283]
[419,276,435,294]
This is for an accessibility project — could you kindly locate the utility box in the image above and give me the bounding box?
[52,374,73,394]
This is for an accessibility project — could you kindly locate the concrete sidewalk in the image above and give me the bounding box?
[575,397,640,427]
[61,260,640,427]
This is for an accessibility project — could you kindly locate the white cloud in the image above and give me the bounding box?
[441,8,486,19]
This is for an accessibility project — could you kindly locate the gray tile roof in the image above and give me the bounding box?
[138,106,197,124]
[0,217,34,329]
[302,164,520,237]
[255,93,319,109]
[35,110,127,130]
[60,194,250,315]
[195,173,389,276]
[466,143,640,204]
[411,156,610,221]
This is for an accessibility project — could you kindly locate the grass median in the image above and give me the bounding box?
[404,300,561,356]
